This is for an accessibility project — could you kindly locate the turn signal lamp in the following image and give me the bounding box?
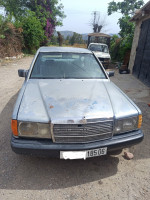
[138,115,142,129]
[11,120,18,136]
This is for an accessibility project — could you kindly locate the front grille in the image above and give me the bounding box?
[99,58,110,62]
[99,58,104,62]
[53,121,113,143]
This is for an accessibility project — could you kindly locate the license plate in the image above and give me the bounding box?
[60,147,107,160]
[86,147,107,158]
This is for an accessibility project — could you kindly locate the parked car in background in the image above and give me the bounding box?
[11,47,143,160]
[88,43,111,69]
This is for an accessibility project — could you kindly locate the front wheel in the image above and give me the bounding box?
[119,69,130,74]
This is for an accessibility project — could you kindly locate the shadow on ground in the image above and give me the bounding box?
[1,93,150,190]
[129,102,150,160]
[0,93,120,190]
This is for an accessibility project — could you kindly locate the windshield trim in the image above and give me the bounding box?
[30,77,107,80]
[29,52,108,80]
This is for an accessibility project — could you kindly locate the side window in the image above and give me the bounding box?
[89,45,95,51]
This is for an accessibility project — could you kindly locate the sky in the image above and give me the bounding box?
[56,0,150,34]
[0,0,149,34]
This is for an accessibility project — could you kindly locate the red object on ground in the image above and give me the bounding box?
[124,152,134,160]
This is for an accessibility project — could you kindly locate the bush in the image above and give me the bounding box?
[0,15,23,58]
[110,35,121,61]
[110,33,133,62]
[21,11,46,53]
[48,35,58,45]
[69,32,85,45]
[0,15,9,39]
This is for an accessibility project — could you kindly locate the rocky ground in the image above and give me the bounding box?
[0,56,150,200]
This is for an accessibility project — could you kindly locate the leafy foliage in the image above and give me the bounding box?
[118,15,135,37]
[49,35,58,45]
[69,32,85,45]
[108,0,144,61]
[0,15,9,38]
[21,11,46,53]
[0,15,23,58]
[0,0,27,19]
[0,0,65,49]
[26,0,65,39]
[110,35,121,61]
[110,33,134,61]
[108,0,144,16]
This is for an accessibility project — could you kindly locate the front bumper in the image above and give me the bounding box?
[11,129,143,157]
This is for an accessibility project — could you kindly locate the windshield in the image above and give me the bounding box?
[89,44,109,53]
[30,52,106,79]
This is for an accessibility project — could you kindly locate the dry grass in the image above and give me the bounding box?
[0,23,23,58]
[71,43,87,48]
[49,43,87,49]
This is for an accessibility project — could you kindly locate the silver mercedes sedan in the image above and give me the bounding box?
[11,47,143,159]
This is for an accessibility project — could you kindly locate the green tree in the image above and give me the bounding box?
[110,34,121,61]
[69,32,84,45]
[0,0,27,19]
[108,0,144,37]
[108,0,144,16]
[64,35,70,45]
[108,0,144,61]
[0,0,65,51]
[49,35,58,45]
[0,15,9,39]
[21,11,46,53]
[0,0,65,39]
[118,15,135,38]
[26,0,65,39]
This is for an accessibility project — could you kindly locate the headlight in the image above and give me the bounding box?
[114,116,139,135]
[18,122,51,138]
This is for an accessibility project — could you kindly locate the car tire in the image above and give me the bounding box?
[119,69,130,74]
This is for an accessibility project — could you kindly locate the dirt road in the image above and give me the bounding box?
[0,57,150,200]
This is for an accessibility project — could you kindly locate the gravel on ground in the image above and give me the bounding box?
[0,57,150,200]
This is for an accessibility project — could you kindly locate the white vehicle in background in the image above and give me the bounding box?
[88,43,111,69]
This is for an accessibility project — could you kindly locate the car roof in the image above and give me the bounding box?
[39,47,92,54]
[89,43,108,46]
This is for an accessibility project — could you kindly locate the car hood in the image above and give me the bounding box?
[93,51,110,59]
[17,79,139,124]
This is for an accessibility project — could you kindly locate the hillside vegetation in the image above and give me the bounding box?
[0,0,65,58]
[0,0,145,60]
[0,16,23,57]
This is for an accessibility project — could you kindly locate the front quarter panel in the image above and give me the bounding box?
[104,81,140,119]
[12,81,27,119]
[12,49,40,120]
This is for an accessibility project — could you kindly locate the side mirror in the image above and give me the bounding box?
[18,69,28,78]
[107,71,114,77]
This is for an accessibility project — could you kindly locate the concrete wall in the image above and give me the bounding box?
[129,15,150,72]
